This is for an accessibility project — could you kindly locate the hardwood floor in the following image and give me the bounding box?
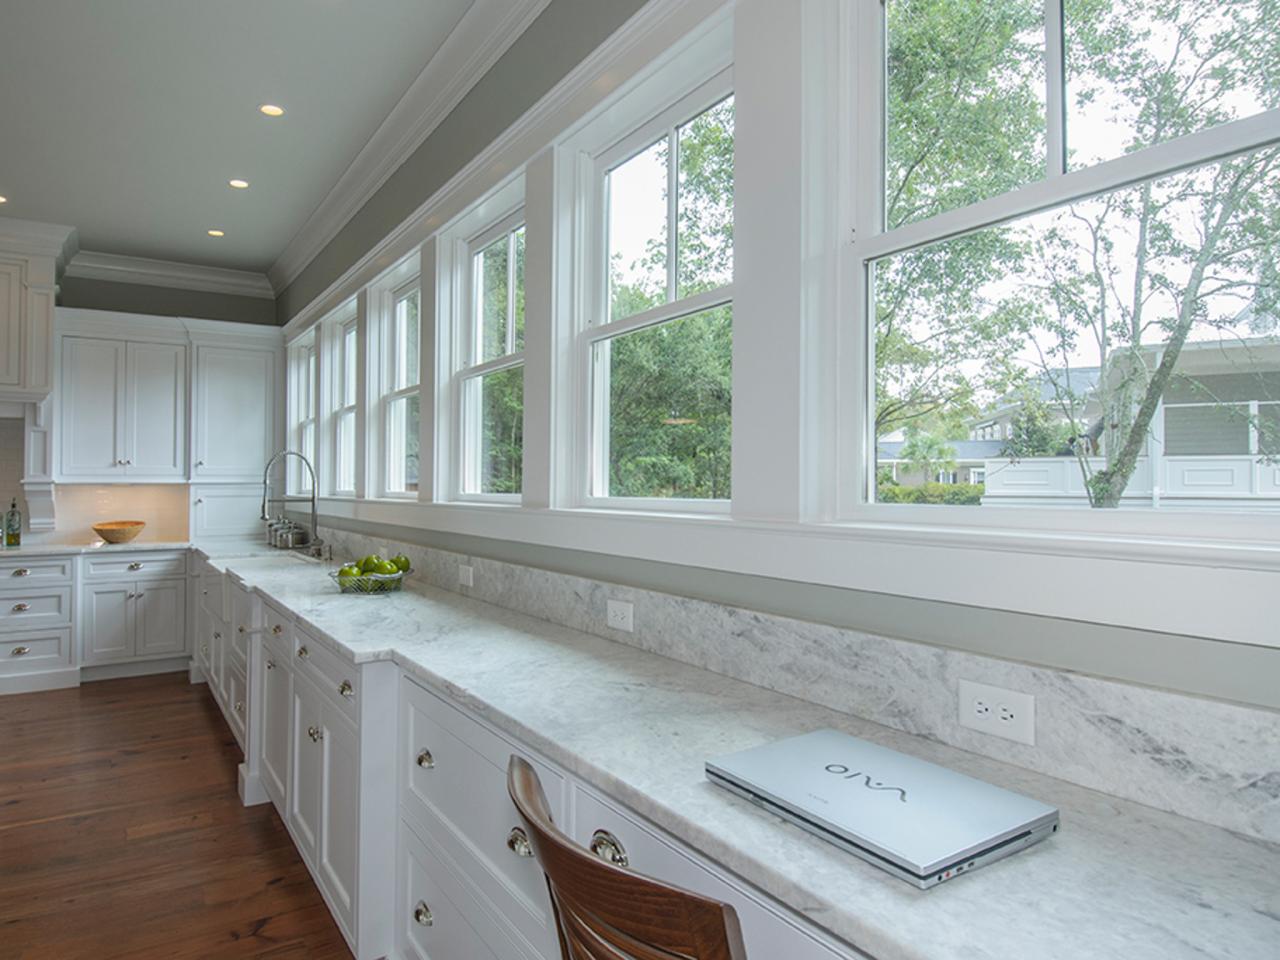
[0,672,353,960]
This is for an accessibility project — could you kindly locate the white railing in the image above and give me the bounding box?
[981,455,1280,508]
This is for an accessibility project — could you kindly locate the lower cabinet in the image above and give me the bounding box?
[82,577,187,664]
[258,631,292,808]
[399,820,505,960]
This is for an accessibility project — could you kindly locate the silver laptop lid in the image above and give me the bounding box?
[707,729,1058,878]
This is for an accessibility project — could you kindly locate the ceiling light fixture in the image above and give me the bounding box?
[258,104,285,117]
[207,229,225,238]
[228,179,250,189]
[0,196,7,204]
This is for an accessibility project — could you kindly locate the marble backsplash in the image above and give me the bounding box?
[322,526,1280,845]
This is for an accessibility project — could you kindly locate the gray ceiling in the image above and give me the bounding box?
[0,0,475,273]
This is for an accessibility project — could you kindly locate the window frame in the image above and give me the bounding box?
[328,311,360,498]
[285,330,318,496]
[374,275,423,500]
[575,69,736,513]
[842,0,1280,528]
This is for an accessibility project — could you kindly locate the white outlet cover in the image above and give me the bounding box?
[606,598,634,633]
[458,564,474,587]
[958,678,1035,746]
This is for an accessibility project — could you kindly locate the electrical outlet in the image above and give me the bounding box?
[458,564,474,588]
[958,679,1035,746]
[606,599,634,633]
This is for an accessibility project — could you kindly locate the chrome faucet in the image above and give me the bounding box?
[261,450,321,550]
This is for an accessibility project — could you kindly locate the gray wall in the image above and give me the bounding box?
[276,0,649,321]
[302,512,1280,711]
[60,276,276,326]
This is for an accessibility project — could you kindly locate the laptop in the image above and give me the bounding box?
[706,729,1058,889]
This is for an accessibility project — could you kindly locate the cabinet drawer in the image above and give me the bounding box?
[262,599,293,646]
[294,628,358,722]
[84,551,187,581]
[0,587,71,631]
[0,556,73,584]
[398,819,513,960]
[570,788,847,960]
[1,629,73,676]
[400,677,562,957]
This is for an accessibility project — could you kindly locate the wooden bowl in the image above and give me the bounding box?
[93,520,146,544]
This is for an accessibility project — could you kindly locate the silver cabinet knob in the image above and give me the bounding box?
[272,624,284,635]
[128,562,143,571]
[589,830,629,868]
[307,725,322,743]
[415,748,434,769]
[196,460,205,467]
[11,602,30,613]
[413,901,433,927]
[296,645,309,659]
[124,459,132,466]
[338,679,353,699]
[265,659,276,670]
[237,625,246,634]
[10,646,30,657]
[235,700,244,715]
[135,592,145,599]
[12,568,29,577]
[195,498,204,505]
[213,631,222,640]
[507,827,533,858]
[200,644,208,654]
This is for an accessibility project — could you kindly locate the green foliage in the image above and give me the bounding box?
[898,427,957,480]
[480,366,523,494]
[1001,394,1072,458]
[878,482,985,505]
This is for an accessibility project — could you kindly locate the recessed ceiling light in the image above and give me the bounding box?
[258,104,285,117]
[207,229,225,238]
[228,179,250,189]
[0,196,7,204]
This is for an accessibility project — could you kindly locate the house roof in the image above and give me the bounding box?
[877,439,1007,463]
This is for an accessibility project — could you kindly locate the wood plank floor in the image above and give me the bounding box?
[0,672,353,960]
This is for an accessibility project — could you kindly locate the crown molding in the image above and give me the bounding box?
[0,217,79,270]
[65,250,275,300]
[267,0,552,296]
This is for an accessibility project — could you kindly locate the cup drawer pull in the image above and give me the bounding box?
[128,562,144,571]
[589,830,629,868]
[10,646,30,657]
[11,602,30,613]
[11,568,30,577]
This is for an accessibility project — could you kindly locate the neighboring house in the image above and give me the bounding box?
[877,438,1005,486]
[968,367,1102,445]
[982,337,1280,509]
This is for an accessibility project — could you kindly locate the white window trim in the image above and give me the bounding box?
[328,310,360,498]
[285,330,318,496]
[836,0,1280,536]
[567,65,735,514]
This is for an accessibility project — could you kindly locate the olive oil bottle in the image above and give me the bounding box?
[4,498,20,548]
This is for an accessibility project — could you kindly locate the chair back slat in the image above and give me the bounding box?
[508,756,748,960]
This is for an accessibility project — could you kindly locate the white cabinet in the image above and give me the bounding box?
[0,260,24,388]
[83,583,132,661]
[0,222,68,401]
[58,336,187,480]
[193,344,278,481]
[135,579,187,657]
[290,674,325,865]
[192,485,264,539]
[81,562,188,666]
[259,631,292,808]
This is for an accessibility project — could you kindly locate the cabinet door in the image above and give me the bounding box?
[0,261,21,387]
[194,345,276,479]
[135,578,187,657]
[83,583,133,663]
[290,677,323,866]
[212,619,229,705]
[260,646,292,810]
[59,337,126,477]
[125,342,187,477]
[319,701,360,936]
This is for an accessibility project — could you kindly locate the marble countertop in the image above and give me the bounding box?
[201,549,1280,960]
[1,537,288,559]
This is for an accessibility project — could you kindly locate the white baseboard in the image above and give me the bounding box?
[188,661,207,684]
[238,763,270,807]
[80,657,192,683]
[0,668,80,696]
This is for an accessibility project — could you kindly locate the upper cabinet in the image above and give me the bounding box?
[193,344,277,481]
[0,220,77,402]
[55,309,283,484]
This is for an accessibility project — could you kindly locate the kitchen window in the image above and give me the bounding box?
[380,280,421,497]
[583,79,735,507]
[285,331,318,495]
[456,212,525,498]
[332,315,359,496]
[856,0,1280,512]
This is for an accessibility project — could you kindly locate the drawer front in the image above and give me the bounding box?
[200,566,225,620]
[229,582,258,668]
[0,629,73,675]
[571,788,847,960]
[226,665,247,750]
[84,551,187,581]
[294,628,358,722]
[0,556,73,584]
[400,677,562,955]
[0,587,71,631]
[262,599,293,646]
[398,819,512,960]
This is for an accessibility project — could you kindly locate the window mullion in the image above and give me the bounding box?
[1045,0,1067,177]
[506,229,517,356]
[666,127,679,302]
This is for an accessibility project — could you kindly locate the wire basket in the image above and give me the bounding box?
[328,569,407,595]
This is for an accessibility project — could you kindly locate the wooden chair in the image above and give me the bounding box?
[508,755,749,960]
